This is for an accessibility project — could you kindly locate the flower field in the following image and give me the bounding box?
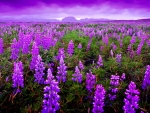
[0,21,150,113]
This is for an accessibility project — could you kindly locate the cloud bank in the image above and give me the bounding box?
[0,0,150,20]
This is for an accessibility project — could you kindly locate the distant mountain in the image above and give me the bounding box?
[48,19,60,22]
[0,16,111,22]
[61,17,111,22]
[61,16,78,22]
[137,18,150,22]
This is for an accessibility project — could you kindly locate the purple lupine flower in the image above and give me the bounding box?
[116,54,122,64]
[97,55,103,67]
[55,48,65,61]
[120,73,126,81]
[41,37,51,50]
[34,34,41,46]
[48,62,55,73]
[142,65,150,90]
[109,75,120,100]
[12,61,24,92]
[141,35,147,42]
[110,75,120,86]
[79,60,84,71]
[136,42,143,55]
[127,44,132,53]
[18,60,23,72]
[67,40,74,56]
[86,71,96,92]
[18,32,24,49]
[117,35,120,40]
[10,38,20,60]
[126,30,130,36]
[42,68,60,113]
[102,35,108,45]
[51,38,57,47]
[56,56,67,83]
[72,66,82,83]
[110,42,114,47]
[130,50,135,58]
[0,38,4,54]
[34,55,45,84]
[119,40,123,48]
[130,35,136,44]
[6,76,9,82]
[86,39,92,51]
[113,44,117,51]
[89,30,95,39]
[78,43,82,49]
[129,29,133,36]
[22,35,32,54]
[123,81,140,113]
[92,84,106,113]
[30,42,39,70]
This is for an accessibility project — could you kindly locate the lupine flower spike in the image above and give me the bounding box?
[97,55,103,68]
[42,68,60,113]
[72,66,82,83]
[116,54,122,65]
[56,56,67,83]
[142,65,150,90]
[34,55,45,84]
[67,40,74,56]
[55,48,65,61]
[12,61,24,94]
[109,75,120,100]
[123,81,140,113]
[30,42,39,70]
[79,60,84,71]
[92,84,106,113]
[10,38,20,60]
[120,73,126,81]
[86,70,96,93]
[78,43,82,49]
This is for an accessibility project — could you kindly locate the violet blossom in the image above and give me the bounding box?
[34,55,45,84]
[56,56,67,83]
[123,81,140,113]
[72,66,82,83]
[42,68,60,113]
[92,84,106,113]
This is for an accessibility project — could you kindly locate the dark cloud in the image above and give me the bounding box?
[0,0,150,19]
[0,0,150,10]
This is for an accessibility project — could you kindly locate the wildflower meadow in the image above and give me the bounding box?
[0,21,150,113]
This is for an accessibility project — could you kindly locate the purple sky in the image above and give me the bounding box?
[0,0,150,20]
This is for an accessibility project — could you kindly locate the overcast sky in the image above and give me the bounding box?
[0,0,150,20]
